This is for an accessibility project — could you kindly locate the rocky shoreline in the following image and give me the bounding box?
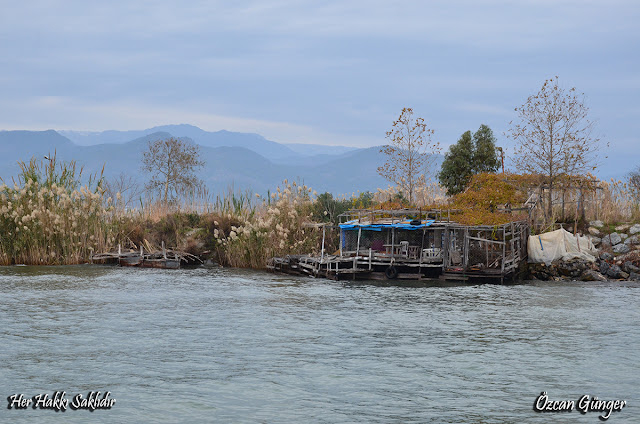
[527,221,640,282]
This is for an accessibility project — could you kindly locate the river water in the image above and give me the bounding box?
[0,265,638,423]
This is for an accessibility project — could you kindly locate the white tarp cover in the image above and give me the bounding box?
[528,228,598,265]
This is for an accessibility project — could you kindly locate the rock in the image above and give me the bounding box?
[621,233,629,241]
[588,227,602,236]
[588,235,602,246]
[615,224,630,232]
[624,235,639,245]
[602,232,622,246]
[599,261,610,275]
[616,251,638,262]
[629,224,640,235]
[581,269,608,281]
[607,264,623,279]
[613,243,631,255]
[600,252,614,261]
[590,220,604,228]
[620,271,630,279]
[624,261,640,274]
[629,272,640,281]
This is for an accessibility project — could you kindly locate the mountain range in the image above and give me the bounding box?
[0,124,441,196]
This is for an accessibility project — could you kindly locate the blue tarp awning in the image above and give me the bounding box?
[339,220,435,231]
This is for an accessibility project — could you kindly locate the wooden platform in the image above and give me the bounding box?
[268,215,528,284]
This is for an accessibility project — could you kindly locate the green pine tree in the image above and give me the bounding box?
[438,131,474,196]
[438,125,500,196]
[472,124,500,173]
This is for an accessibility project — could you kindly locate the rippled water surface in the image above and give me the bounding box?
[1,265,639,423]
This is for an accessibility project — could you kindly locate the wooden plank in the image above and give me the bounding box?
[466,236,505,245]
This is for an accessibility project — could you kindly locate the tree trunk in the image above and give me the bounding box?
[547,181,553,224]
[164,179,169,204]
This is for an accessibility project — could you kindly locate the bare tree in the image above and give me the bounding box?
[630,167,640,202]
[104,173,144,211]
[507,77,603,219]
[141,137,205,204]
[377,108,440,204]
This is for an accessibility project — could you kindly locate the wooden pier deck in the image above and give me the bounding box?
[268,211,529,283]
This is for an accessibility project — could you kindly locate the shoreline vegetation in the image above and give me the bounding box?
[1,155,640,281]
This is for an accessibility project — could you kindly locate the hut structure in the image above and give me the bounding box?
[268,209,529,283]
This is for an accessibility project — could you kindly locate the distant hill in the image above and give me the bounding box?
[61,124,301,162]
[0,130,76,183]
[0,128,445,196]
[283,142,359,156]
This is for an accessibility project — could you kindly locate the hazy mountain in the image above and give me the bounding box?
[0,130,76,183]
[283,143,359,156]
[3,127,627,197]
[61,124,305,162]
[0,128,444,196]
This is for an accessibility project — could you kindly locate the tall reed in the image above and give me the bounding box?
[0,155,114,265]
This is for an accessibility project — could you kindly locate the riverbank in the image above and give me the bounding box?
[527,221,640,282]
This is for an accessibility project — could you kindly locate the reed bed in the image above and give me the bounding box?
[0,157,114,265]
[212,180,321,268]
[3,155,639,269]
[596,179,640,224]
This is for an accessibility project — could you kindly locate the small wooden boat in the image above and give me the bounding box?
[141,258,180,269]
[93,241,202,270]
[119,254,143,267]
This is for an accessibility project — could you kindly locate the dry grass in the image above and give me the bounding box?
[4,156,639,269]
[0,156,114,265]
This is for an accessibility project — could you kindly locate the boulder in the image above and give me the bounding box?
[600,252,614,261]
[621,233,629,241]
[602,232,623,246]
[613,243,631,255]
[590,220,604,228]
[580,269,608,282]
[588,235,602,246]
[599,261,610,275]
[607,264,623,279]
[629,272,640,281]
[588,227,602,236]
[624,235,639,245]
[615,224,631,232]
[620,271,630,280]
[629,224,640,235]
[624,261,640,274]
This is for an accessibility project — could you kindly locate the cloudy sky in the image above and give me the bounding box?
[1,0,638,172]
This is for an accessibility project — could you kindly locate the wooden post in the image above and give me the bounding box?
[443,225,450,267]
[320,225,326,262]
[162,241,166,259]
[369,248,372,270]
[463,227,469,270]
[391,227,395,258]
[356,227,362,256]
[501,226,506,275]
[485,236,489,268]
[418,228,425,279]
[352,256,356,279]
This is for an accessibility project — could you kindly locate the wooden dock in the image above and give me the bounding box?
[268,210,528,283]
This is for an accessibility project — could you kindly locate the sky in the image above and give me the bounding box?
[1,0,639,174]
